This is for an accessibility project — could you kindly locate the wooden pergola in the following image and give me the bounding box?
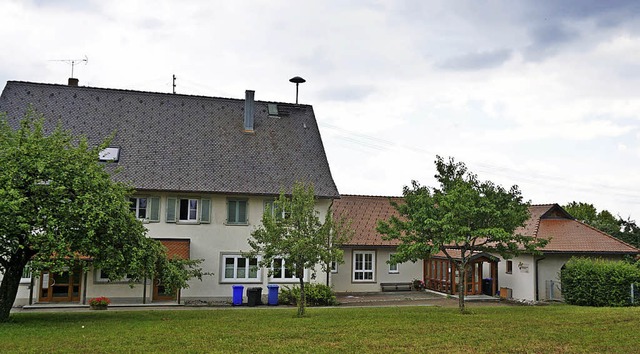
[423,252,499,296]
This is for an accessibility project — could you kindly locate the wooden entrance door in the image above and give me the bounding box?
[464,262,483,295]
[152,278,176,301]
[39,268,81,302]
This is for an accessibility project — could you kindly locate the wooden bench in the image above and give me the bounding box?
[380,282,412,292]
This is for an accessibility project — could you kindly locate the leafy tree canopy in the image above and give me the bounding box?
[247,181,350,316]
[563,201,640,249]
[377,156,548,312]
[0,109,203,322]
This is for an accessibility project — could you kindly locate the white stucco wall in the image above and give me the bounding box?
[496,254,536,301]
[331,247,422,293]
[496,253,629,302]
[536,254,627,301]
[9,194,333,306]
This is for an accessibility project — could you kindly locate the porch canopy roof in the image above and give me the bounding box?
[430,249,500,263]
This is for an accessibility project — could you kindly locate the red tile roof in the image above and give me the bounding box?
[333,195,403,246]
[334,196,639,255]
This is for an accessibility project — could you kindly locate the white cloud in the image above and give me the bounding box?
[2,0,640,219]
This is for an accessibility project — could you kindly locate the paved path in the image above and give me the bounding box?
[336,291,504,308]
[11,291,507,313]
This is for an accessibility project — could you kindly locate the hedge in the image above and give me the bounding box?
[278,283,338,306]
[560,257,640,307]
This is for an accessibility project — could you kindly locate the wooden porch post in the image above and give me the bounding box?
[450,260,456,295]
[491,262,497,296]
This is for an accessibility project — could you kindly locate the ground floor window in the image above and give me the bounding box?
[95,269,133,283]
[272,258,296,280]
[389,253,399,273]
[330,260,338,274]
[20,263,32,283]
[223,255,260,281]
[353,251,375,281]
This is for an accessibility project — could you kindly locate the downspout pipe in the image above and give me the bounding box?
[535,256,545,301]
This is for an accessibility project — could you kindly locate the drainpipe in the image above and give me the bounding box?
[82,270,88,304]
[534,256,545,301]
[29,275,34,305]
[326,267,330,287]
[143,276,147,304]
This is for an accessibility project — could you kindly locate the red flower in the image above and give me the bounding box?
[89,296,111,306]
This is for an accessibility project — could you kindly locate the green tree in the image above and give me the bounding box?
[563,201,620,236]
[247,182,349,317]
[377,156,548,313]
[563,202,640,248]
[0,109,204,322]
[617,217,640,249]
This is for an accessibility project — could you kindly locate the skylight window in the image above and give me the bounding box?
[99,147,120,162]
[268,103,279,117]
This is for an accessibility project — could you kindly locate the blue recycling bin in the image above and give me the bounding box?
[267,284,279,306]
[232,285,244,306]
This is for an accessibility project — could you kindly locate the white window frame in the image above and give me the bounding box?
[130,196,161,223]
[263,199,289,219]
[227,199,248,225]
[270,258,307,282]
[95,269,133,283]
[179,198,199,222]
[221,255,261,283]
[353,250,375,282]
[389,253,399,274]
[20,263,32,284]
[130,197,149,220]
[330,260,338,274]
[166,197,210,224]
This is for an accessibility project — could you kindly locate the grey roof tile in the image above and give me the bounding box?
[0,81,339,198]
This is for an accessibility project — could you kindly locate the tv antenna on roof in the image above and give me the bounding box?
[49,55,88,78]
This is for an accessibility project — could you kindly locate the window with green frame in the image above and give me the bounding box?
[227,199,248,224]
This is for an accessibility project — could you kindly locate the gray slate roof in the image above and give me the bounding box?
[0,81,339,198]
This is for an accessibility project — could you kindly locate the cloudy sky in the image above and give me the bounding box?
[2,0,640,220]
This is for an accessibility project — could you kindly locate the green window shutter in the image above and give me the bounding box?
[227,200,235,223]
[239,200,247,223]
[166,197,177,223]
[149,197,160,222]
[200,199,211,223]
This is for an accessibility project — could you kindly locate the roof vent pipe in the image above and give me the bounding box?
[68,78,79,86]
[244,90,255,133]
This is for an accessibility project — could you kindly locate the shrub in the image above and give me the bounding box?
[561,257,640,307]
[278,283,338,306]
[88,296,111,306]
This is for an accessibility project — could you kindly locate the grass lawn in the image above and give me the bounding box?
[1,304,639,353]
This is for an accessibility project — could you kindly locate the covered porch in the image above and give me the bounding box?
[21,239,190,306]
[423,251,499,296]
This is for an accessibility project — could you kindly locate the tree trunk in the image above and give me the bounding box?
[297,276,305,317]
[0,255,30,322]
[457,262,466,313]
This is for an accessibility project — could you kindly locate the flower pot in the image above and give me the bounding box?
[90,304,108,310]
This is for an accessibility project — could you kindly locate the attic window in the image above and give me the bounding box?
[99,147,120,162]
[268,103,279,117]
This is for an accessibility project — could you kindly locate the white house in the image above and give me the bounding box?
[331,196,639,301]
[331,195,423,293]
[0,79,339,306]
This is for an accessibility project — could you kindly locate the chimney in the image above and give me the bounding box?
[243,90,255,133]
[68,78,79,86]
